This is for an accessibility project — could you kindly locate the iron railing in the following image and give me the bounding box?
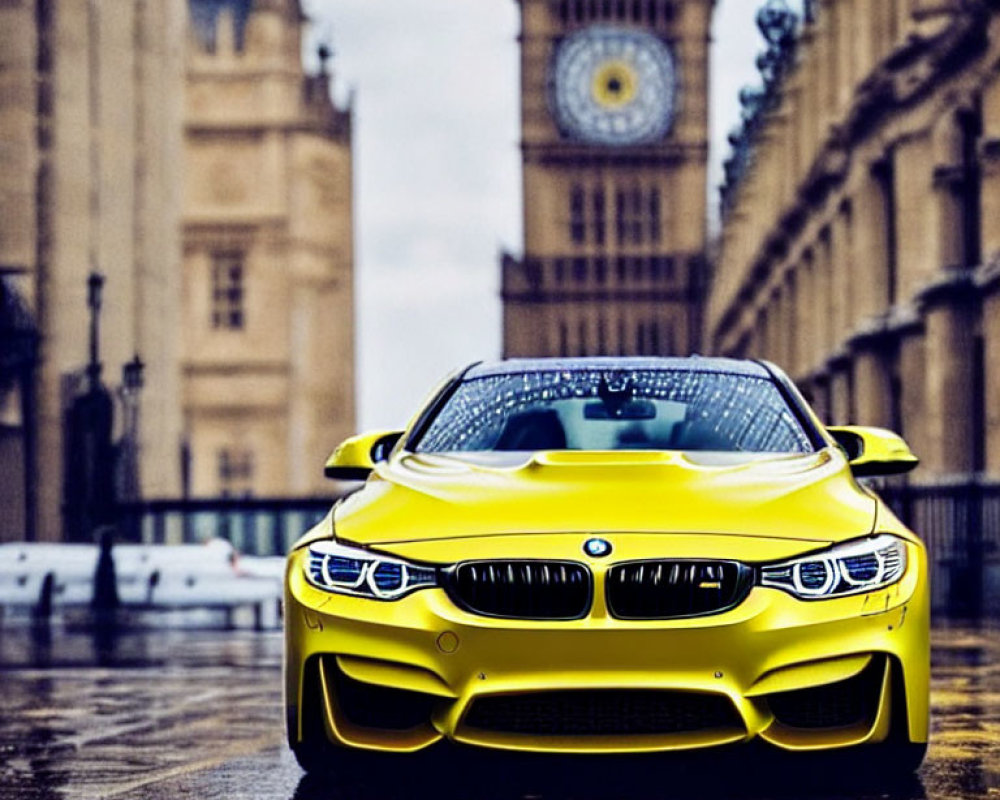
[116,481,1000,618]
[115,497,338,557]
[877,481,1000,619]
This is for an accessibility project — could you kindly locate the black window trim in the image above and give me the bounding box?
[402,362,481,453]
[756,359,827,452]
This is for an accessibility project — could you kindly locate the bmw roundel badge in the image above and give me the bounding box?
[583,537,613,558]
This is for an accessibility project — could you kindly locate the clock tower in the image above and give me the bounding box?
[502,0,712,358]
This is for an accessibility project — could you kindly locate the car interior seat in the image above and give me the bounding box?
[668,418,734,451]
[494,409,568,451]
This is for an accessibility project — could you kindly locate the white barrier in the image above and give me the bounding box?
[0,544,99,609]
[0,540,285,629]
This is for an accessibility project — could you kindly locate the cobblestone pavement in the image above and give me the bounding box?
[0,624,997,800]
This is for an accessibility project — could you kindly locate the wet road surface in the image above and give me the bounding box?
[0,624,998,799]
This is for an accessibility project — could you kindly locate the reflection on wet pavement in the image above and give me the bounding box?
[0,624,997,799]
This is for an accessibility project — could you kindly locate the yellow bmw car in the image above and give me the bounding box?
[284,357,928,774]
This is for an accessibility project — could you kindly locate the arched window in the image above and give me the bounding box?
[649,187,662,243]
[615,189,627,244]
[595,257,607,283]
[211,251,246,329]
[630,187,643,244]
[593,187,606,245]
[570,184,586,244]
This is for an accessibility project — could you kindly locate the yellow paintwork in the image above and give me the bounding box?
[285,437,930,756]
[324,430,401,479]
[827,425,920,476]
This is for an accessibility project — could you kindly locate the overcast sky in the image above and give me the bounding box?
[303,0,797,431]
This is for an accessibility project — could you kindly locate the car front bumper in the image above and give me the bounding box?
[284,533,929,755]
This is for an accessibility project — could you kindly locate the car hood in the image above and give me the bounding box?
[332,448,877,546]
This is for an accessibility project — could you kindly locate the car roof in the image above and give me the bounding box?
[464,356,772,380]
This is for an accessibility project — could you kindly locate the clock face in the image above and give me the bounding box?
[550,26,677,146]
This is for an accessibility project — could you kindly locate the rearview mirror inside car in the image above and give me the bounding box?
[584,399,657,420]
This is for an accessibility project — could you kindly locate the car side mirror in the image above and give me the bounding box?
[324,430,404,480]
[826,425,919,478]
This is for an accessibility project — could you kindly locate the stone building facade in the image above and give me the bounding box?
[502,0,712,358]
[0,0,356,541]
[183,0,355,498]
[708,0,1000,483]
[0,0,187,541]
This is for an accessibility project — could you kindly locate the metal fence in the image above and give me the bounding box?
[115,497,337,557]
[116,483,1000,619]
[878,481,1000,619]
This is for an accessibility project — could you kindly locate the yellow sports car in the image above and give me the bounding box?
[284,357,928,774]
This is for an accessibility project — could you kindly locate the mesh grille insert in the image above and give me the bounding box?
[768,656,886,729]
[464,689,741,736]
[328,659,437,731]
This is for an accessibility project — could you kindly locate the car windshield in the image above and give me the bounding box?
[413,369,814,454]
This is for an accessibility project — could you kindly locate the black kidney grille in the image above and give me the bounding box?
[606,560,753,619]
[446,560,591,619]
[464,689,741,736]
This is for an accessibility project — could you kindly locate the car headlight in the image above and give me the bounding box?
[759,534,907,599]
[305,540,438,600]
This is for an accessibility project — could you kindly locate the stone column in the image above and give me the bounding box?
[785,271,799,375]
[811,374,831,425]
[814,232,833,364]
[853,165,891,319]
[932,112,966,272]
[799,254,816,373]
[920,285,976,478]
[776,285,791,369]
[754,309,766,360]
[851,0,876,79]
[978,276,1000,477]
[835,0,855,108]
[898,328,927,462]
[852,342,893,429]
[979,74,1000,266]
[828,356,854,425]
[830,202,852,348]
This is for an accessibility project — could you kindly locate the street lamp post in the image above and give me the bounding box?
[118,354,145,504]
[64,272,116,542]
[86,272,104,386]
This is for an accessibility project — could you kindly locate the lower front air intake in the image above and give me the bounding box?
[463,689,742,736]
